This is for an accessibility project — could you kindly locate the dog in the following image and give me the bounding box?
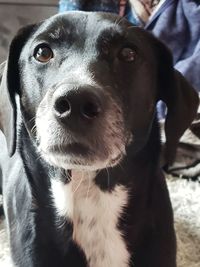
[0,11,198,267]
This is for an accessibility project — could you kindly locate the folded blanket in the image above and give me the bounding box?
[161,103,200,179]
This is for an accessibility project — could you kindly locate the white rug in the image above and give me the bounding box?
[0,176,200,267]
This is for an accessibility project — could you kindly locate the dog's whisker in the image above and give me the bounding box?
[65,171,71,183]
[114,16,125,27]
[118,161,125,173]
[86,171,92,201]
[127,25,137,29]
[106,168,110,189]
[73,172,84,194]
[36,154,43,161]
[27,116,36,124]
[31,124,37,134]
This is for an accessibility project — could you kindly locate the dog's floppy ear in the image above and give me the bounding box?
[156,41,199,165]
[0,24,37,156]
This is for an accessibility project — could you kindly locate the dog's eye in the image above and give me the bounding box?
[119,47,136,62]
[34,45,53,63]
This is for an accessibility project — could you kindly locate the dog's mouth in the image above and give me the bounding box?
[48,143,91,157]
[39,139,125,171]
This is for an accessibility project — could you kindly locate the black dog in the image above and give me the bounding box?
[0,12,198,267]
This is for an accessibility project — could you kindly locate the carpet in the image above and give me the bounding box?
[0,176,200,267]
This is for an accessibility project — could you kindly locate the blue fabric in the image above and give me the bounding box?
[146,0,200,118]
[59,0,141,25]
[146,0,200,92]
[59,0,120,13]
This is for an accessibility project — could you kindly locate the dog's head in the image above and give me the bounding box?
[0,12,198,170]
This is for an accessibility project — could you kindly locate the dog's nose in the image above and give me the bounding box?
[54,97,71,118]
[53,87,102,121]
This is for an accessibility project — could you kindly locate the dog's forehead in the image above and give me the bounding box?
[31,12,129,43]
[20,11,156,60]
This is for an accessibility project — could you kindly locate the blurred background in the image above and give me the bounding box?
[0,0,58,62]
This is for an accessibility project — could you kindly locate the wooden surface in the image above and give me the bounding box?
[0,3,57,62]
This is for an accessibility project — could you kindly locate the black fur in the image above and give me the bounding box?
[0,12,198,267]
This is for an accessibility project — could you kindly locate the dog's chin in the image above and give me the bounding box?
[39,145,123,171]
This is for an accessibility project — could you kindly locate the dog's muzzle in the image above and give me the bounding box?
[36,83,127,170]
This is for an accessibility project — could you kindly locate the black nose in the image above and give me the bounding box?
[54,97,71,117]
[80,100,101,119]
[53,86,102,122]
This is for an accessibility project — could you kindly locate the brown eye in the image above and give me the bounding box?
[119,47,136,62]
[34,45,53,63]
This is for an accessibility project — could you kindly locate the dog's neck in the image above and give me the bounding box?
[51,169,130,267]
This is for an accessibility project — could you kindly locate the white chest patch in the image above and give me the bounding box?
[51,171,130,267]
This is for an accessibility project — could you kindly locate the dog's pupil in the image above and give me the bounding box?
[36,47,52,62]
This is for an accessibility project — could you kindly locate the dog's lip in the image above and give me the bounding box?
[48,142,91,156]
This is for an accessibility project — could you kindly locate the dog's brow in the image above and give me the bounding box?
[36,31,64,42]
[102,27,124,38]
[35,22,73,43]
[97,28,125,48]
[49,28,62,40]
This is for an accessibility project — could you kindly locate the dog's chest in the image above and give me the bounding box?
[51,171,130,267]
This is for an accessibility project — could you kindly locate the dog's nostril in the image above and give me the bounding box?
[54,98,71,115]
[80,101,101,119]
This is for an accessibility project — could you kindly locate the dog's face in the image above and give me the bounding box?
[19,12,159,170]
[0,12,198,170]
